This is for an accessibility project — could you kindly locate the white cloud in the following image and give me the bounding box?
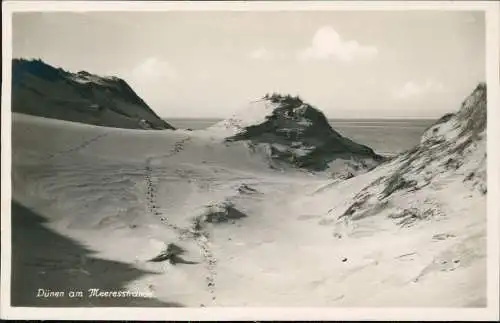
[297,26,378,62]
[248,48,275,60]
[393,79,445,100]
[130,57,177,83]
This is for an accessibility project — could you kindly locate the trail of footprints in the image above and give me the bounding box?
[144,157,182,233]
[44,133,108,160]
[37,131,217,303]
[195,232,218,303]
[143,136,219,304]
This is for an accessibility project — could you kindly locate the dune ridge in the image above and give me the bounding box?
[10,58,487,307]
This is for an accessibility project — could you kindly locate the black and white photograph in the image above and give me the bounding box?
[1,1,499,321]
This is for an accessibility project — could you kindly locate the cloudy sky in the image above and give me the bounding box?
[12,11,485,118]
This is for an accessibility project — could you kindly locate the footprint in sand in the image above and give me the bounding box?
[144,136,219,303]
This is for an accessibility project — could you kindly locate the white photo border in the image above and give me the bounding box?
[1,1,499,321]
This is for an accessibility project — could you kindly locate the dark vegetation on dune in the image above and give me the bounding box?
[11,58,175,130]
[384,83,486,197]
[11,200,182,307]
[199,201,248,224]
[226,93,385,171]
[148,243,198,265]
[338,83,487,226]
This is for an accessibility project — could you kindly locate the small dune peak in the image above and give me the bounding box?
[209,93,384,173]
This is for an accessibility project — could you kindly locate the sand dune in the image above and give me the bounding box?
[11,59,174,130]
[10,84,486,307]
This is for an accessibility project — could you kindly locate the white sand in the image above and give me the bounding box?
[11,111,486,307]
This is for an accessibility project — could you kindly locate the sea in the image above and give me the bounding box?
[166,118,437,156]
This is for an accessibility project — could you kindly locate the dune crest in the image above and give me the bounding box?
[11,58,175,130]
[208,93,384,173]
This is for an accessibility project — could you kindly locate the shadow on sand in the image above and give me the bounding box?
[10,200,183,307]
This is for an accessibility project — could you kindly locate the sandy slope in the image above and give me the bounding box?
[11,103,486,307]
[11,59,174,130]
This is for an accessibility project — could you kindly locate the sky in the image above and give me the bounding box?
[12,11,485,119]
